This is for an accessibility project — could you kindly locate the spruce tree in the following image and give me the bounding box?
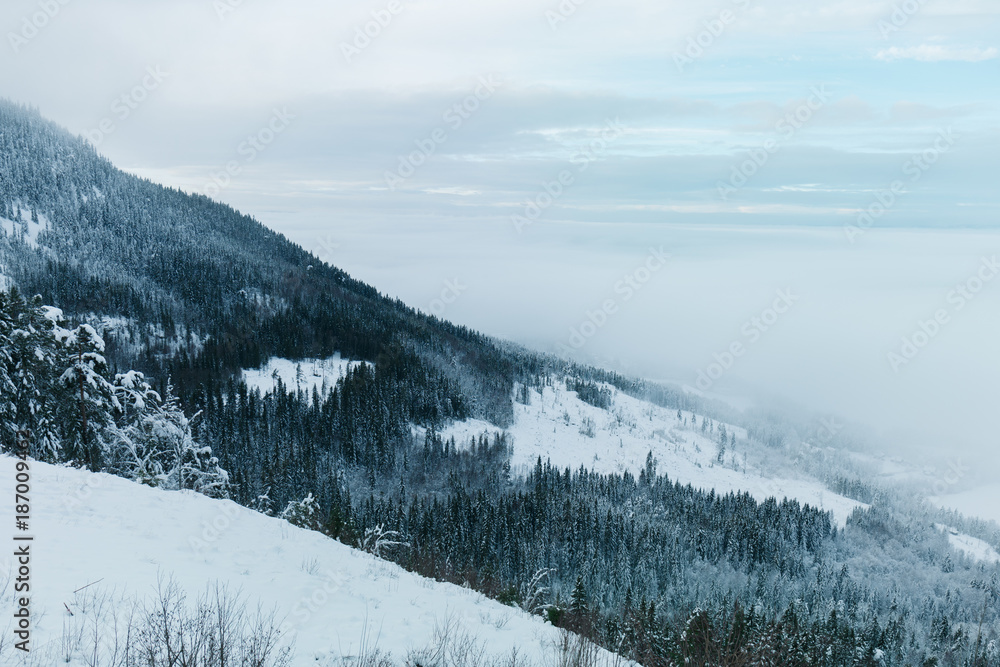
[570,576,588,614]
[54,323,120,469]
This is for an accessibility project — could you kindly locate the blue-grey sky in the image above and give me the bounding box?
[1,0,997,228]
[2,0,999,472]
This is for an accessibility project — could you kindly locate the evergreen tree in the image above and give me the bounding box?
[54,323,120,468]
[570,576,588,614]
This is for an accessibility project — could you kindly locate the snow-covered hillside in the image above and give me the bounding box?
[931,484,1000,527]
[242,354,371,398]
[1,212,49,291]
[847,450,1000,529]
[0,211,49,249]
[0,457,621,666]
[934,524,1000,564]
[242,356,862,528]
[436,382,865,526]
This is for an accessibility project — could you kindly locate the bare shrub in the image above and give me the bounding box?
[405,612,490,667]
[551,630,624,667]
[339,616,394,667]
[51,575,292,666]
[131,576,292,666]
[404,613,544,667]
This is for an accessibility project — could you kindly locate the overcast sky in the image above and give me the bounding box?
[2,0,997,224]
[2,0,999,473]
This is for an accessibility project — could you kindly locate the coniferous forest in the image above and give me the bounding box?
[1,100,998,666]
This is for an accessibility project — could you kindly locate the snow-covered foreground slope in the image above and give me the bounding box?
[0,457,622,666]
[439,383,865,526]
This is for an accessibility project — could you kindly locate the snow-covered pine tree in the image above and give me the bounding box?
[0,288,229,499]
[120,382,229,498]
[54,322,120,468]
[280,493,321,531]
[2,292,64,460]
[105,373,228,497]
[105,371,163,483]
[250,487,274,516]
[0,290,15,443]
[570,576,588,614]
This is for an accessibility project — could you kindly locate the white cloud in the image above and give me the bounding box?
[875,45,999,62]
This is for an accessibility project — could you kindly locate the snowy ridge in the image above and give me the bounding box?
[436,382,866,527]
[0,457,623,666]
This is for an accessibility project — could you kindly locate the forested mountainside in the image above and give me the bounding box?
[1,100,998,666]
[0,99,527,426]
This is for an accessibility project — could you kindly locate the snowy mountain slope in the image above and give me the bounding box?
[242,354,372,398]
[931,484,1000,527]
[436,382,866,526]
[934,524,1000,564]
[240,356,863,526]
[947,532,1000,564]
[0,211,49,249]
[1,212,48,291]
[0,456,622,666]
[847,451,1000,529]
